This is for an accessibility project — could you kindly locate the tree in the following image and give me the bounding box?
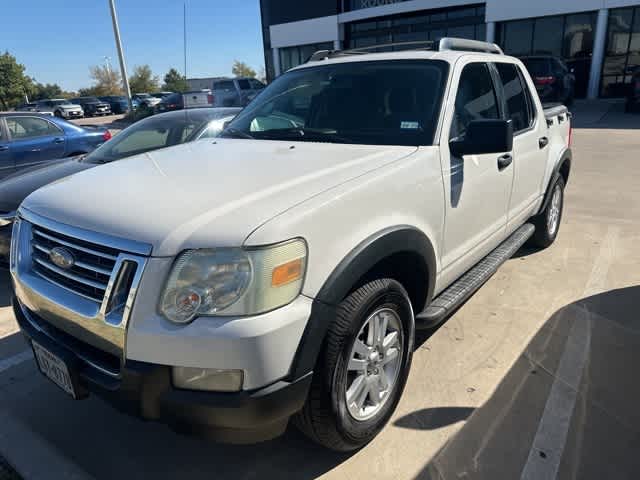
[32,82,63,101]
[162,68,188,92]
[257,67,267,84]
[129,65,159,94]
[232,60,256,78]
[87,64,122,96]
[0,51,34,110]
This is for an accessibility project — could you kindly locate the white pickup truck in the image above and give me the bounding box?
[10,39,572,451]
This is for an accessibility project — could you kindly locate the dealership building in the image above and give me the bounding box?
[259,0,640,98]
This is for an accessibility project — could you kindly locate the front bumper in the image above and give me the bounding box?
[62,110,83,118]
[15,298,312,443]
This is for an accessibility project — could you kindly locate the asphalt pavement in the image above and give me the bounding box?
[0,100,639,479]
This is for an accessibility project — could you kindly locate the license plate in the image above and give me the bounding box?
[32,341,77,398]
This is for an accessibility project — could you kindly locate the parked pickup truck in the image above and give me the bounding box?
[10,39,572,451]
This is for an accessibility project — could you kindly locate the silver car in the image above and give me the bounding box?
[35,99,84,119]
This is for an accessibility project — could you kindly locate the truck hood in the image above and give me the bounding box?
[21,139,417,256]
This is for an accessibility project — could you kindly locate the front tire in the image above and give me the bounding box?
[530,176,565,248]
[294,279,414,451]
[54,110,63,118]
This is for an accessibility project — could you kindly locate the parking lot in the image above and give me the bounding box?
[0,101,639,479]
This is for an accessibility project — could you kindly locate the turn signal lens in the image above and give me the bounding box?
[272,258,303,286]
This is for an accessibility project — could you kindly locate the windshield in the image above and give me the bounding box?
[82,111,222,164]
[222,60,448,146]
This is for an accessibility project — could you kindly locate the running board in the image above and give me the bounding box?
[416,223,535,328]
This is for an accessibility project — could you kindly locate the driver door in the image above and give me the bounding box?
[438,61,514,287]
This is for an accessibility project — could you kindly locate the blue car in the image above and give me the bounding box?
[0,112,111,180]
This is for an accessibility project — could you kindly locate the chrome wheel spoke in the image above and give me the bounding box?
[379,370,390,391]
[381,347,399,365]
[353,339,369,357]
[369,377,381,405]
[347,374,367,408]
[382,331,399,353]
[348,358,367,372]
[378,313,388,348]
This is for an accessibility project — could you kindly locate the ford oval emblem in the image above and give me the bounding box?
[49,247,75,270]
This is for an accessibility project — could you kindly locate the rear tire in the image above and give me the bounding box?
[530,177,565,248]
[294,279,414,451]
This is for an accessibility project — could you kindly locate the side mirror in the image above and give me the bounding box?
[222,120,231,130]
[449,120,513,157]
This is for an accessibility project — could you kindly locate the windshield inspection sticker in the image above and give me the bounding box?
[400,121,420,130]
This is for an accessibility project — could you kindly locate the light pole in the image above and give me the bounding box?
[108,0,133,112]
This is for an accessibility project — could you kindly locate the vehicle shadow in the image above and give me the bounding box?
[413,285,640,480]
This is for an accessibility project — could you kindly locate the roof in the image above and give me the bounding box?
[290,37,516,72]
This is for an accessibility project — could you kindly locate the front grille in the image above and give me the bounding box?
[30,224,119,303]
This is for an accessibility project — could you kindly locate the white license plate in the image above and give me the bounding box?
[32,341,77,398]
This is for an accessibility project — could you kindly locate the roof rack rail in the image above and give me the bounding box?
[306,37,503,64]
[438,37,503,55]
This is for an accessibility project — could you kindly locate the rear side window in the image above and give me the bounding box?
[6,117,62,139]
[214,80,235,90]
[450,63,500,139]
[495,63,533,133]
[237,79,251,90]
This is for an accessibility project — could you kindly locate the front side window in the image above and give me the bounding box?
[6,117,61,139]
[495,63,532,133]
[237,79,251,90]
[450,63,499,140]
[214,80,235,90]
[224,60,449,146]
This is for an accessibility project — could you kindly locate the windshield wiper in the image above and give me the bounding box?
[257,128,351,143]
[221,127,255,140]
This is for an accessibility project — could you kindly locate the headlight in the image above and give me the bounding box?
[160,239,307,324]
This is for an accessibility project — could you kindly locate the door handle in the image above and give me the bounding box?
[0,145,8,152]
[30,148,42,152]
[497,154,513,171]
[539,136,549,149]
[53,137,65,144]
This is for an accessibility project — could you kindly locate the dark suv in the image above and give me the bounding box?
[70,97,112,116]
[521,56,576,105]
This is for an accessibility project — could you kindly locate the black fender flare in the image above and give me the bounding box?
[538,148,572,215]
[287,226,437,381]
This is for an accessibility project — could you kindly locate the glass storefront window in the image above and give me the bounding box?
[346,4,486,53]
[533,16,564,57]
[498,13,596,98]
[601,7,640,96]
[280,42,334,72]
[501,20,534,57]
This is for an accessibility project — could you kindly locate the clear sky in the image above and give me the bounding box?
[1,0,265,92]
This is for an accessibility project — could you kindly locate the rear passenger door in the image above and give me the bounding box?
[493,62,547,232]
[213,80,239,107]
[5,116,66,171]
[439,61,514,285]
